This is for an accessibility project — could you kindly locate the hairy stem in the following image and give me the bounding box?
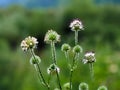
[51,42,57,64]
[30,49,50,90]
[89,63,94,81]
[51,41,62,90]
[75,31,78,45]
[70,54,76,90]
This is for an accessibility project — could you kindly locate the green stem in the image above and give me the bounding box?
[70,54,76,90]
[65,51,70,66]
[75,31,78,45]
[30,49,50,90]
[48,73,51,86]
[51,41,62,90]
[89,63,94,81]
[51,42,57,64]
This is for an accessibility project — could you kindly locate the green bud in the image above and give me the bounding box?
[97,85,108,90]
[61,43,71,52]
[30,55,41,65]
[79,82,89,90]
[54,88,60,90]
[73,45,82,53]
[63,82,71,90]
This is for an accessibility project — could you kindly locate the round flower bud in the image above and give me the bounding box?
[44,30,60,44]
[61,43,71,52]
[47,64,60,75]
[30,55,41,65]
[73,45,82,53]
[21,36,38,51]
[97,85,108,90]
[54,88,60,90]
[69,19,84,31]
[79,82,89,90]
[82,51,96,64]
[63,82,71,90]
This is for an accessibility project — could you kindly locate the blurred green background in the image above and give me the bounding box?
[0,0,120,90]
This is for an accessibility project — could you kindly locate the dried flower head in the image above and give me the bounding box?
[79,82,89,90]
[97,85,108,90]
[63,82,71,90]
[21,36,38,51]
[73,45,82,53]
[61,43,71,52]
[44,30,60,44]
[82,51,96,64]
[69,19,84,31]
[47,64,60,75]
[30,55,41,65]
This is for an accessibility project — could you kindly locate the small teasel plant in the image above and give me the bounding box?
[82,51,96,81]
[97,85,108,90]
[69,19,84,45]
[20,36,50,90]
[79,82,89,90]
[44,30,62,90]
[69,19,83,90]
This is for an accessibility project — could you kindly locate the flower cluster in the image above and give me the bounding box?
[21,36,38,51]
[69,19,84,31]
[82,51,96,64]
[44,30,60,44]
[20,18,104,90]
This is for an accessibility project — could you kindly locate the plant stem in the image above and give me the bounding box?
[75,31,78,45]
[65,51,70,66]
[89,63,94,81]
[51,41,62,90]
[30,49,50,90]
[51,42,57,64]
[70,54,76,90]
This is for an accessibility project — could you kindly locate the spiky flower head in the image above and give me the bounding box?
[21,36,38,51]
[79,82,89,90]
[47,64,60,75]
[61,43,71,52]
[73,45,82,54]
[82,51,96,64]
[69,19,84,31]
[44,30,60,44]
[30,55,41,65]
[63,82,71,90]
[97,85,108,90]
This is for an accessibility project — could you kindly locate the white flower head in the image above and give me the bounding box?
[47,64,60,75]
[69,19,84,31]
[21,36,38,51]
[44,30,60,44]
[83,51,96,64]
